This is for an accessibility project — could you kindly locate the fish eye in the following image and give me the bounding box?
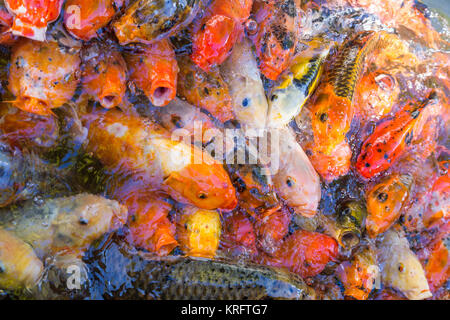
[319,113,328,122]
[286,177,295,187]
[377,192,388,202]
[242,98,250,107]
[198,192,207,199]
[0,262,5,274]
[398,263,404,272]
[342,207,351,216]
[79,217,89,225]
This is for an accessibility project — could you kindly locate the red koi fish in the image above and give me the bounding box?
[262,230,338,278]
[190,0,253,71]
[5,0,63,41]
[356,91,436,179]
[221,212,257,256]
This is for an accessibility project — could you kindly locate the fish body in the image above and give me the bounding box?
[0,108,60,151]
[0,194,127,291]
[81,40,127,109]
[82,109,237,210]
[95,242,316,300]
[126,39,178,107]
[262,230,338,279]
[221,39,268,129]
[111,186,177,256]
[356,92,436,179]
[366,173,413,238]
[0,194,127,258]
[268,40,331,128]
[63,0,116,41]
[5,0,63,41]
[250,0,300,80]
[177,55,234,122]
[378,228,432,300]
[255,207,290,254]
[303,138,352,183]
[8,39,81,115]
[271,127,320,217]
[0,228,43,291]
[221,212,257,257]
[190,0,252,71]
[229,160,278,215]
[310,31,387,154]
[113,0,202,45]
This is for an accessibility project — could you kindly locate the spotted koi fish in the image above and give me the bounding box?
[310,31,389,155]
[356,91,437,179]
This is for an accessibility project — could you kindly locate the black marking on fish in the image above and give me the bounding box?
[277,0,298,18]
[292,55,324,97]
[329,31,385,101]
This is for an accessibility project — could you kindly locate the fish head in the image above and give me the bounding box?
[51,194,128,251]
[177,208,221,258]
[164,162,237,210]
[336,200,367,249]
[366,174,412,237]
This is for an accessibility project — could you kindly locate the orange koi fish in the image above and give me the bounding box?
[310,31,388,155]
[190,0,253,71]
[356,91,436,179]
[113,0,202,45]
[0,5,16,45]
[365,173,413,237]
[5,0,63,41]
[250,0,300,80]
[177,55,234,122]
[304,140,351,183]
[125,39,178,107]
[8,39,81,116]
[82,109,237,210]
[81,40,127,109]
[354,70,399,121]
[63,0,116,41]
[424,239,450,293]
[255,207,291,254]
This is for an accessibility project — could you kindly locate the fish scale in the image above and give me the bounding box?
[94,241,316,300]
[328,31,387,101]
